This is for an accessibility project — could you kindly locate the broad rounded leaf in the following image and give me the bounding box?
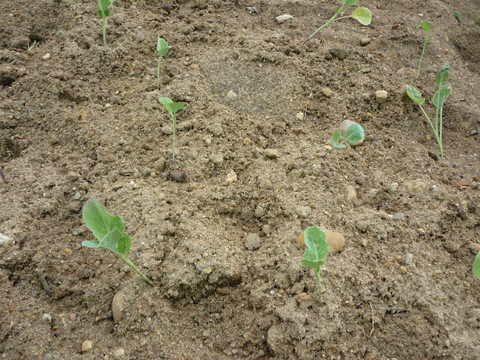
[83,199,125,242]
[345,124,364,144]
[98,228,131,256]
[473,252,480,279]
[159,97,186,114]
[157,38,171,57]
[302,226,330,270]
[418,21,432,33]
[351,7,372,26]
[432,85,451,109]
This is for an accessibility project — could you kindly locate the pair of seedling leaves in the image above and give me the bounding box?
[301,227,330,298]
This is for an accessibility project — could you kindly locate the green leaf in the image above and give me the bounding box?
[406,85,425,106]
[345,124,364,144]
[82,199,125,242]
[82,240,100,248]
[98,228,131,256]
[331,131,346,148]
[432,84,451,109]
[453,10,461,23]
[159,97,186,114]
[473,252,480,279]
[419,21,432,34]
[435,64,450,87]
[157,38,171,57]
[98,0,115,17]
[351,7,372,25]
[301,227,330,271]
[343,0,359,5]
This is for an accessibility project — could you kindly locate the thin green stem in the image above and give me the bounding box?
[120,256,152,284]
[157,56,162,90]
[102,17,107,45]
[171,113,177,168]
[304,5,344,43]
[314,269,322,299]
[438,106,444,158]
[416,38,430,78]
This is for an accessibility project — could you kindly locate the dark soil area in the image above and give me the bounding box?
[1,0,480,359]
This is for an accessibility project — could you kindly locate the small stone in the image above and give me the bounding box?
[275,14,293,23]
[245,233,261,250]
[326,232,345,253]
[226,90,237,98]
[42,53,51,60]
[112,290,125,323]
[113,348,125,357]
[375,90,388,103]
[81,340,94,353]
[225,170,238,183]
[322,87,334,97]
[207,123,223,136]
[360,37,371,46]
[295,112,304,120]
[393,213,405,219]
[425,134,431,141]
[346,185,357,201]
[386,182,399,193]
[360,67,371,73]
[189,63,199,69]
[170,170,187,182]
[264,149,279,158]
[296,206,311,218]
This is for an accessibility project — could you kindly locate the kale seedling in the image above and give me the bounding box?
[416,21,432,78]
[98,0,116,45]
[301,226,330,299]
[304,0,372,43]
[407,64,451,158]
[82,199,152,284]
[156,38,171,90]
[158,97,186,168]
[473,252,480,279]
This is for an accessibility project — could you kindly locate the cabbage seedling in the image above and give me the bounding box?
[158,97,186,168]
[82,199,152,284]
[301,226,330,299]
[98,0,116,45]
[156,38,171,90]
[304,0,371,43]
[407,64,451,158]
[416,21,432,78]
[473,252,480,279]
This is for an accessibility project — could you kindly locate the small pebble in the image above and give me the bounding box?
[346,185,357,201]
[393,213,405,219]
[225,169,238,183]
[275,14,293,23]
[81,340,93,353]
[264,149,279,158]
[42,53,51,60]
[295,112,304,120]
[43,354,54,360]
[226,90,237,98]
[360,37,371,46]
[170,170,187,182]
[296,206,311,218]
[386,182,399,193]
[112,290,125,323]
[113,348,125,357]
[375,90,388,103]
[245,233,261,250]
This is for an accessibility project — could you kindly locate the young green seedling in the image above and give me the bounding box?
[331,123,364,149]
[304,0,372,43]
[406,64,451,158]
[98,0,116,45]
[156,38,171,90]
[453,10,462,23]
[473,252,480,279]
[476,10,480,24]
[416,21,432,78]
[301,226,330,299]
[158,97,186,168]
[82,198,152,284]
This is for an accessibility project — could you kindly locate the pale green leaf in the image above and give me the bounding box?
[159,97,186,114]
[473,252,480,279]
[419,21,432,34]
[345,124,364,144]
[406,85,425,106]
[435,64,450,87]
[432,85,451,109]
[331,131,346,148]
[351,7,372,25]
[157,38,171,57]
[82,199,124,242]
[98,228,131,256]
[301,227,330,271]
[82,240,100,248]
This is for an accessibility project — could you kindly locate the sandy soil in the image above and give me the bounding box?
[1,0,480,359]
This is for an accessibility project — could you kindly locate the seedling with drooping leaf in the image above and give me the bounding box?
[156,38,171,90]
[98,0,116,45]
[158,97,186,168]
[406,64,451,158]
[453,10,462,23]
[82,198,152,284]
[304,0,372,43]
[301,226,330,299]
[416,21,432,77]
[473,252,480,279]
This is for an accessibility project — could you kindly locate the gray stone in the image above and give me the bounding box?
[245,233,261,250]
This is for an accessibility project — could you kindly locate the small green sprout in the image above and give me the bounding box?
[27,40,38,51]
[82,199,152,284]
[453,10,462,23]
[98,0,116,45]
[473,252,480,279]
[304,0,372,43]
[301,226,330,299]
[476,10,480,24]
[416,21,432,78]
[156,38,171,90]
[407,64,451,158]
[331,123,364,149]
[158,97,186,168]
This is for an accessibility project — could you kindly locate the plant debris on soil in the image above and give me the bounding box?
[1,0,479,359]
